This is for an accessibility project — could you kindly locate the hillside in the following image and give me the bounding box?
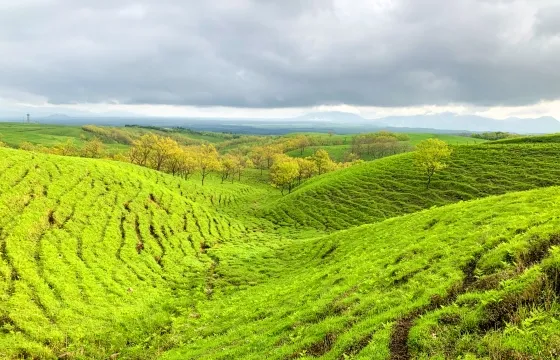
[1,142,560,359]
[285,134,485,162]
[0,123,245,153]
[163,186,560,359]
[0,148,274,359]
[492,133,560,144]
[266,144,560,230]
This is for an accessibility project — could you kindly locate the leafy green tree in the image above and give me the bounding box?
[196,144,220,185]
[312,149,335,175]
[219,154,237,183]
[414,138,452,189]
[19,141,35,151]
[250,146,267,176]
[270,155,299,195]
[295,157,317,184]
[177,146,199,180]
[82,137,105,158]
[129,134,158,166]
[295,135,311,155]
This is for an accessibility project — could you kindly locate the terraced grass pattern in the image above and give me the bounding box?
[0,135,559,359]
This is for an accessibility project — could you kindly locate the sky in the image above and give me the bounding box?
[1,0,560,120]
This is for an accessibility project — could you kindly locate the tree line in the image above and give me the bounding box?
[350,131,412,158]
[3,127,453,193]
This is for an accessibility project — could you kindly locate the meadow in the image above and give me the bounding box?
[285,134,485,162]
[0,125,558,359]
[268,144,560,230]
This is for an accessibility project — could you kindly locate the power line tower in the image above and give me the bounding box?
[26,114,30,124]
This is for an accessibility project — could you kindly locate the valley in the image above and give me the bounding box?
[0,125,559,359]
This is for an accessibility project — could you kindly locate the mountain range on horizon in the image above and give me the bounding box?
[1,109,560,134]
[279,111,560,134]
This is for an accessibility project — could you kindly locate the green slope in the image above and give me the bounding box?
[492,133,560,144]
[163,186,560,359]
[1,143,560,360]
[0,148,272,359]
[285,134,485,162]
[265,144,560,230]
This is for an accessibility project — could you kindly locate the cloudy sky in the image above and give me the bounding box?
[1,0,560,119]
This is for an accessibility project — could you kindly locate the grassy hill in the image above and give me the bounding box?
[0,123,239,153]
[0,148,276,359]
[0,123,112,148]
[163,186,560,359]
[1,138,560,359]
[492,133,560,144]
[286,134,485,162]
[266,144,560,230]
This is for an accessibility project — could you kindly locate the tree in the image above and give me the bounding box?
[164,142,186,176]
[196,144,220,185]
[231,152,252,181]
[295,135,311,155]
[295,157,317,184]
[55,139,77,156]
[19,141,35,151]
[343,151,360,163]
[250,147,267,176]
[177,146,199,180]
[263,145,282,169]
[312,149,335,175]
[82,137,105,158]
[129,134,158,166]
[414,138,452,189]
[269,155,299,195]
[150,136,178,171]
[219,154,237,183]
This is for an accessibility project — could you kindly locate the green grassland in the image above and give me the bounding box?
[0,128,559,359]
[0,123,99,147]
[492,133,560,144]
[269,144,560,230]
[164,187,560,360]
[0,148,276,359]
[0,123,235,152]
[286,134,486,162]
[0,123,483,162]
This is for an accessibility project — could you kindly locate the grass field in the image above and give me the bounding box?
[0,125,559,359]
[269,144,560,230]
[163,187,560,359]
[0,123,232,153]
[0,123,97,147]
[0,123,483,162]
[286,134,486,161]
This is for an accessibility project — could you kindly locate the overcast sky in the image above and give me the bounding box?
[1,0,560,119]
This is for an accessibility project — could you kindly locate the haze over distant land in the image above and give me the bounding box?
[2,110,559,134]
[2,1,560,128]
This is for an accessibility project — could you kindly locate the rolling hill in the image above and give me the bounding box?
[164,186,560,359]
[266,144,560,230]
[1,138,560,359]
[0,148,268,359]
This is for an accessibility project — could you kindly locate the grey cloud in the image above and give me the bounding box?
[535,5,560,36]
[0,0,559,108]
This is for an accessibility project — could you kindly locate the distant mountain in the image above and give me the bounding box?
[288,111,560,134]
[2,108,559,134]
[295,111,369,123]
[373,113,560,134]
